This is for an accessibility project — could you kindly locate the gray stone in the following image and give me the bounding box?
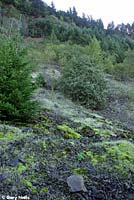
[91,187,105,199]
[0,173,9,181]
[128,194,134,200]
[8,158,19,167]
[67,175,87,192]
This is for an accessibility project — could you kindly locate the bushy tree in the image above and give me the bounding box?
[112,50,134,80]
[0,33,37,120]
[86,37,103,64]
[58,55,107,109]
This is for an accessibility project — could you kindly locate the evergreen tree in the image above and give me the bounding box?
[0,32,37,120]
[86,37,103,64]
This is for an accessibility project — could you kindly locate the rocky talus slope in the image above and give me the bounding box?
[0,87,134,199]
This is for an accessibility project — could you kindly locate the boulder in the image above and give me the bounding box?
[67,175,87,192]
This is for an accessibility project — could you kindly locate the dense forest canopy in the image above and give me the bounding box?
[0,0,134,66]
[0,0,134,37]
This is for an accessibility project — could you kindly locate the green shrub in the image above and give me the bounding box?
[85,37,103,65]
[112,50,134,80]
[0,33,38,120]
[103,54,115,73]
[58,55,107,109]
[54,43,84,67]
[53,38,103,67]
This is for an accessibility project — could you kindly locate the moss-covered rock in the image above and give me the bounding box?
[57,124,81,139]
[0,124,22,141]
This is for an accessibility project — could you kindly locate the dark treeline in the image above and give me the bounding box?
[1,0,134,37]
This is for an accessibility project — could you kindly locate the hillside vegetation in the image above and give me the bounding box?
[0,0,134,200]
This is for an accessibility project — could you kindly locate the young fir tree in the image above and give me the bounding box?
[0,33,37,121]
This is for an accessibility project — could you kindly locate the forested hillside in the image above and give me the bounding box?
[0,0,134,199]
[0,0,134,64]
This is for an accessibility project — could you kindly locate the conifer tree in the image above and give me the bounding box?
[0,32,37,120]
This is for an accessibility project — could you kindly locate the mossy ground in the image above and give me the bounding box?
[0,109,134,200]
[1,40,134,199]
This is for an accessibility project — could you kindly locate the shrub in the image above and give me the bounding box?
[112,50,134,80]
[85,37,103,65]
[53,38,103,67]
[0,33,37,121]
[54,43,84,67]
[58,55,107,109]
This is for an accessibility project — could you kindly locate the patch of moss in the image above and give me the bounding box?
[25,154,35,165]
[96,118,114,126]
[39,140,47,151]
[76,150,99,165]
[0,131,17,140]
[77,152,85,161]
[72,167,88,176]
[0,127,20,141]
[69,141,75,146]
[17,163,27,173]
[33,123,49,133]
[23,180,33,188]
[40,187,48,194]
[57,124,81,139]
[72,117,102,128]
[0,124,32,141]
[76,140,134,173]
[81,150,99,165]
[94,128,114,139]
[23,179,37,193]
[105,140,134,171]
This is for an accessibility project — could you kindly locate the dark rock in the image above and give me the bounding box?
[128,193,134,200]
[22,127,33,133]
[18,158,27,165]
[31,195,38,200]
[80,137,89,144]
[67,175,87,192]
[8,158,19,167]
[80,126,95,137]
[91,187,105,199]
[0,173,9,181]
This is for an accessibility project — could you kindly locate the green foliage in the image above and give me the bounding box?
[28,16,91,45]
[75,140,134,173]
[28,17,53,37]
[103,54,115,73]
[0,124,21,140]
[34,73,46,88]
[58,55,107,109]
[49,39,104,67]
[23,179,37,193]
[17,163,27,172]
[77,152,85,161]
[105,141,134,171]
[0,33,38,120]
[72,168,88,176]
[1,0,134,50]
[40,187,48,194]
[53,43,84,66]
[85,37,103,64]
[23,179,33,188]
[57,124,81,139]
[112,50,134,80]
[94,128,113,139]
